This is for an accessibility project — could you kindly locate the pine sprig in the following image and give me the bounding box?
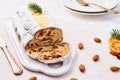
[28,3,42,13]
[111,29,120,39]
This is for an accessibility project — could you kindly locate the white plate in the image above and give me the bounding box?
[63,0,118,13]
[66,6,108,15]
[5,19,76,76]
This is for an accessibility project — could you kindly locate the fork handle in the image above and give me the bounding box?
[2,46,23,75]
[90,3,119,14]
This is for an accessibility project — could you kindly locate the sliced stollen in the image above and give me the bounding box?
[34,27,63,43]
[25,42,70,63]
[25,39,59,59]
[37,42,70,63]
[24,27,64,59]
[24,27,71,63]
[25,39,55,48]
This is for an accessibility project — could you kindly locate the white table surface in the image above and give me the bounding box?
[0,0,120,80]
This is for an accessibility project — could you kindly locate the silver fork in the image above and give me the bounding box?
[0,35,23,75]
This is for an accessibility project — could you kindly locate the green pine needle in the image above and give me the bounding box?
[111,29,120,39]
[28,3,42,13]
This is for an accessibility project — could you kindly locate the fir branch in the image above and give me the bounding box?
[111,29,120,39]
[28,3,42,13]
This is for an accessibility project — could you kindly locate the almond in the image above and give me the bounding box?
[78,42,83,49]
[110,66,120,72]
[92,54,99,62]
[79,64,85,72]
[28,76,37,80]
[109,50,118,56]
[94,37,101,43]
[70,78,78,80]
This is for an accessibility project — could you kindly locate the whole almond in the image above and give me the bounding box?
[78,42,83,49]
[109,50,119,56]
[28,76,37,80]
[71,78,78,80]
[92,54,99,62]
[110,66,120,72]
[94,37,101,43]
[79,64,85,72]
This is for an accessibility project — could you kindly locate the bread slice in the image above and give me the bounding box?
[25,42,70,62]
[37,42,70,60]
[38,42,70,64]
[25,39,55,48]
[34,27,63,43]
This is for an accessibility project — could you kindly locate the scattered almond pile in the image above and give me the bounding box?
[76,29,120,79]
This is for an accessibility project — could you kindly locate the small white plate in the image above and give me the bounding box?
[66,6,108,15]
[5,19,76,76]
[63,0,118,13]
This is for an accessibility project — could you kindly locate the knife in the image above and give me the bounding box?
[0,35,23,75]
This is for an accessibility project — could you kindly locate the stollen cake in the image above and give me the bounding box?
[15,3,70,64]
[24,27,70,63]
[15,3,60,46]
